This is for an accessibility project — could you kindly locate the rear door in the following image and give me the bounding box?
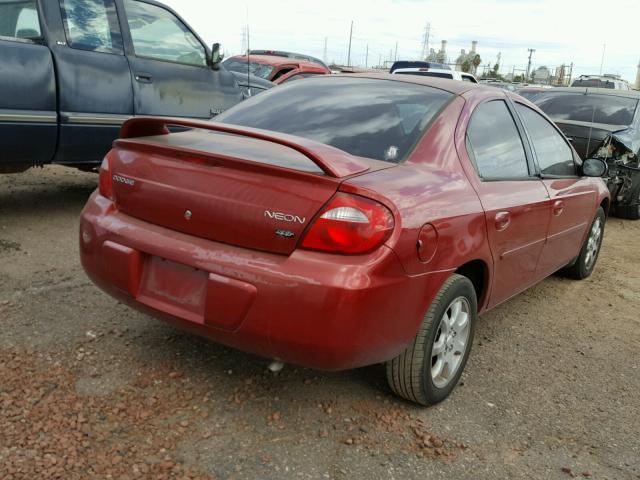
[0,0,56,169]
[49,0,134,165]
[120,0,241,118]
[513,102,596,275]
[464,99,551,308]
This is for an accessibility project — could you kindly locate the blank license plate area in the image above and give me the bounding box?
[139,256,207,322]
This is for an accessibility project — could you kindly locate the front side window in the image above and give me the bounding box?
[124,0,206,67]
[466,100,529,180]
[217,77,453,163]
[0,0,41,39]
[516,104,576,177]
[60,0,123,53]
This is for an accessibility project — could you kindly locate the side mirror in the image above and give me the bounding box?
[582,157,608,177]
[210,43,224,70]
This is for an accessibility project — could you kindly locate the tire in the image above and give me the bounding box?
[615,184,640,220]
[561,207,606,280]
[386,274,477,406]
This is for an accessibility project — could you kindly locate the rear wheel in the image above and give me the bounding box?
[386,274,477,406]
[561,207,605,279]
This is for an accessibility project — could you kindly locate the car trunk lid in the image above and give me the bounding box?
[108,117,390,255]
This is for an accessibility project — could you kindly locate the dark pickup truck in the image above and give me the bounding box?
[0,0,268,173]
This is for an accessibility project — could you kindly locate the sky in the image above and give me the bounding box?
[163,0,639,83]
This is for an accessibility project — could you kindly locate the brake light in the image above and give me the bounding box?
[98,157,113,200]
[301,193,395,254]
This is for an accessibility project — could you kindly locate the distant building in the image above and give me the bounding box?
[454,41,480,75]
[426,40,448,64]
[532,66,550,82]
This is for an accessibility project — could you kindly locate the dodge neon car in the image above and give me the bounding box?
[80,75,609,405]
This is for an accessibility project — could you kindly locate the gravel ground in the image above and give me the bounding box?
[1,166,639,480]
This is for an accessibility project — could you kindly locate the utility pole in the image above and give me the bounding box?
[420,22,431,60]
[378,53,382,69]
[365,43,369,68]
[394,42,398,62]
[599,44,606,75]
[323,37,328,64]
[568,62,574,86]
[526,48,535,81]
[240,26,247,55]
[347,21,353,67]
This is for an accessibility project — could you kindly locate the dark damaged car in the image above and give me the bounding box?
[521,87,640,219]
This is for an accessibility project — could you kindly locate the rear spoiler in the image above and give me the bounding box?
[119,116,371,178]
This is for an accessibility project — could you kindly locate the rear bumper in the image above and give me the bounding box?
[80,192,452,370]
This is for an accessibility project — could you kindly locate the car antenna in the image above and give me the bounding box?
[245,9,251,98]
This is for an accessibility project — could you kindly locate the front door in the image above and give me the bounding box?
[120,0,242,119]
[513,102,597,275]
[50,0,134,165]
[465,99,551,308]
[0,0,57,169]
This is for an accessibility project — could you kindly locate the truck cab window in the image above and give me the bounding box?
[124,0,207,67]
[0,0,41,39]
[60,0,123,53]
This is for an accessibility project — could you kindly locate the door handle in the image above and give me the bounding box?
[553,200,565,216]
[495,211,511,231]
[134,73,153,83]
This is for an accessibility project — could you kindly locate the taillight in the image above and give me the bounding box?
[301,193,395,254]
[98,157,113,200]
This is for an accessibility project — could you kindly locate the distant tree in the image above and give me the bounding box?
[461,60,471,73]
[472,54,481,74]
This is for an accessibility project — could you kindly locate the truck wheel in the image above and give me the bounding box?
[561,207,605,280]
[386,274,477,406]
[615,185,640,220]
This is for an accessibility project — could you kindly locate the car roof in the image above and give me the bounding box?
[227,55,325,70]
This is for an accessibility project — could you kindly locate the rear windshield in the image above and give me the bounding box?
[390,61,450,72]
[534,93,638,126]
[224,60,274,79]
[396,71,454,80]
[571,79,615,89]
[216,77,453,163]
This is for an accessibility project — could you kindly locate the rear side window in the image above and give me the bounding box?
[217,77,453,163]
[535,93,638,126]
[516,104,576,177]
[60,0,123,53]
[0,0,41,39]
[461,75,476,83]
[466,100,529,180]
[124,0,207,67]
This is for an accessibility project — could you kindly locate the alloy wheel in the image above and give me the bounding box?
[584,217,603,271]
[431,297,471,389]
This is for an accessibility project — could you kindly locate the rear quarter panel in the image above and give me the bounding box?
[343,96,493,309]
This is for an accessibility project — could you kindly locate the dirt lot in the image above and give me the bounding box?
[1,166,639,480]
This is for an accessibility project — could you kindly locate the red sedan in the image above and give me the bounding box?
[80,75,610,405]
